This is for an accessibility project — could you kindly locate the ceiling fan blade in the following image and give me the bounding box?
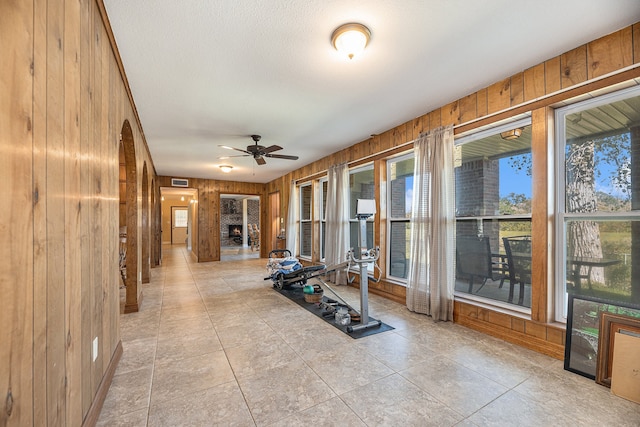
[261,145,282,154]
[220,145,250,154]
[255,156,266,165]
[265,153,299,160]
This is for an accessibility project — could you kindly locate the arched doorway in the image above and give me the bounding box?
[119,120,139,313]
[141,162,150,284]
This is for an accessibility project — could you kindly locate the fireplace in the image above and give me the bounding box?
[228,224,242,238]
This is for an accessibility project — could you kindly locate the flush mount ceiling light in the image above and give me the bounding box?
[219,165,233,173]
[331,23,371,60]
[500,128,523,140]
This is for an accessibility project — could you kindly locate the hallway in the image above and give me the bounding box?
[99,247,638,426]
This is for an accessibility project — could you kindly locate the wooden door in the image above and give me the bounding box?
[171,207,188,245]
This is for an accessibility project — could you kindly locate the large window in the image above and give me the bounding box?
[556,86,640,320]
[349,165,375,256]
[455,118,533,310]
[299,183,312,258]
[387,153,414,280]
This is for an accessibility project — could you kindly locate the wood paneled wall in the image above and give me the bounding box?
[157,177,267,261]
[266,23,640,357]
[1,0,156,425]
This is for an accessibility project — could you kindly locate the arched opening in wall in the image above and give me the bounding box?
[141,163,150,283]
[220,194,261,261]
[120,120,139,313]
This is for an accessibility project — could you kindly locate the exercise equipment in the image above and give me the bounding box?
[346,199,382,333]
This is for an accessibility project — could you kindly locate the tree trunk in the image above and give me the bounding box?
[566,141,604,285]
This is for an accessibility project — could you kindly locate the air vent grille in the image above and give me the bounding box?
[171,178,188,187]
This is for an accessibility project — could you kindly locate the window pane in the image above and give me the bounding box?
[350,167,375,218]
[322,181,328,220]
[564,219,638,303]
[454,122,532,310]
[300,222,312,257]
[455,219,532,307]
[389,221,410,279]
[301,185,312,220]
[390,158,414,219]
[456,125,532,217]
[564,96,639,214]
[321,221,326,260]
[350,221,374,252]
[174,209,188,227]
[558,88,640,320]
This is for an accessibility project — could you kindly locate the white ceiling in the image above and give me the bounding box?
[103,0,640,183]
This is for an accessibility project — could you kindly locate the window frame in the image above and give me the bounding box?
[454,116,533,313]
[386,151,414,283]
[319,178,328,262]
[348,163,375,273]
[299,182,312,260]
[554,85,640,321]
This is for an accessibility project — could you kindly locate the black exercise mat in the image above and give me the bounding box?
[275,286,394,339]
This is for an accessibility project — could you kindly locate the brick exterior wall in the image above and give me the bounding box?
[456,159,500,250]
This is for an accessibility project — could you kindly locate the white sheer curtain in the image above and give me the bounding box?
[406,125,455,321]
[286,180,298,255]
[325,163,350,284]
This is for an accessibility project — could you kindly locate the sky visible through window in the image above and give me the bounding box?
[500,156,531,198]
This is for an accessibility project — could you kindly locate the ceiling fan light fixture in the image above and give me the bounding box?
[500,128,523,140]
[219,165,233,173]
[331,23,370,60]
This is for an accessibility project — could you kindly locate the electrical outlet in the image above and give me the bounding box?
[92,337,98,362]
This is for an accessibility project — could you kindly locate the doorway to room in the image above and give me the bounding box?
[160,187,198,255]
[220,194,260,261]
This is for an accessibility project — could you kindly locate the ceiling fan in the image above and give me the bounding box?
[219,135,299,165]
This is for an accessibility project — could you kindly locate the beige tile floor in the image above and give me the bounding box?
[98,246,640,426]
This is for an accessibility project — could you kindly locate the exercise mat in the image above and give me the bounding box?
[275,286,394,339]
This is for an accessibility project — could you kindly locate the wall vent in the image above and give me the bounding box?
[171,178,188,187]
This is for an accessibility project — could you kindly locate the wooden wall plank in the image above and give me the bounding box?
[634,24,640,64]
[544,56,561,94]
[91,4,105,397]
[510,72,524,106]
[0,1,35,425]
[523,63,545,102]
[441,100,459,126]
[32,0,48,422]
[487,77,511,114]
[458,93,477,124]
[99,20,112,378]
[391,124,406,147]
[561,45,587,88]
[45,0,68,423]
[428,109,441,129]
[80,0,93,416]
[530,107,551,322]
[476,88,488,118]
[588,28,633,79]
[412,115,426,139]
[64,0,83,424]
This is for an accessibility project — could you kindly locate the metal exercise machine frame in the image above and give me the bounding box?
[346,199,382,333]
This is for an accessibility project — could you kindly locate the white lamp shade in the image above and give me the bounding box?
[332,23,370,60]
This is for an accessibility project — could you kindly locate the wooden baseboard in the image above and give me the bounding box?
[455,312,565,359]
[82,340,123,427]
